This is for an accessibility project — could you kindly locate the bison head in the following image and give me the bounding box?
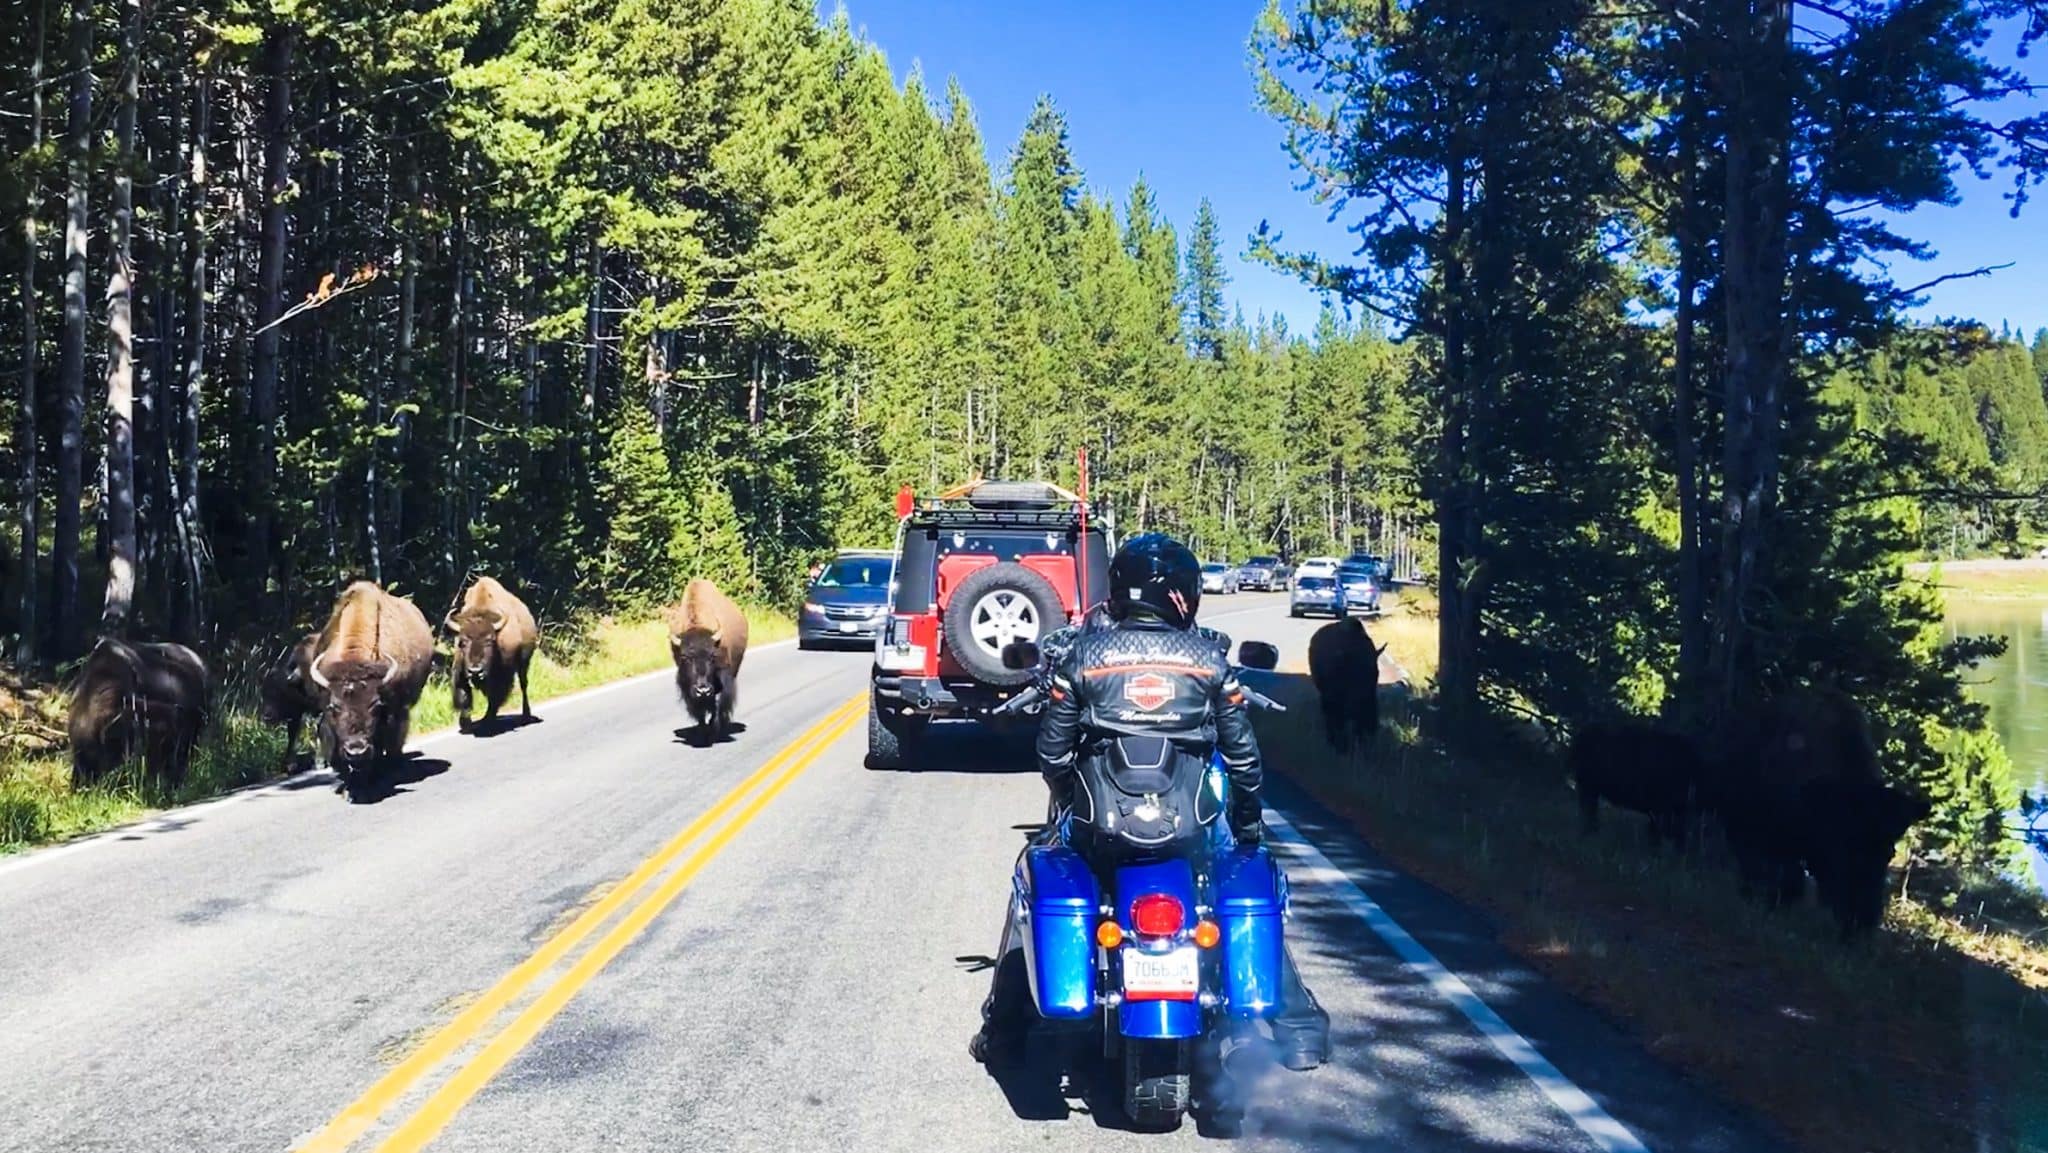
[1801,779,1930,937]
[446,610,507,680]
[671,630,726,703]
[310,652,400,766]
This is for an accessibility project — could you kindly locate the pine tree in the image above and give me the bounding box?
[1182,198,1229,361]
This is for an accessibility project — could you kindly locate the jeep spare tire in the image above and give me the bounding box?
[943,563,1066,686]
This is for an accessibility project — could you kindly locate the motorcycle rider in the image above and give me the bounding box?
[970,532,1331,1071]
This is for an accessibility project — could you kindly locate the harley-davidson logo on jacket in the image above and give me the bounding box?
[1122,671,1174,711]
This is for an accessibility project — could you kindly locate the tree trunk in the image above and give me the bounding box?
[100,0,141,635]
[175,61,210,640]
[582,235,602,432]
[51,0,93,658]
[446,202,467,584]
[248,24,295,600]
[1673,66,1707,723]
[1708,0,1793,710]
[16,0,49,664]
[1436,146,1475,712]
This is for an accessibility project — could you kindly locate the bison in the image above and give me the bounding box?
[667,578,749,743]
[1568,719,1707,850]
[258,631,322,769]
[308,581,434,799]
[1708,689,1931,937]
[69,638,212,792]
[1307,617,1387,755]
[444,575,539,733]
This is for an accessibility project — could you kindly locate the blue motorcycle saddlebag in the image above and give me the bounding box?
[1213,844,1286,1018]
[1019,845,1097,1019]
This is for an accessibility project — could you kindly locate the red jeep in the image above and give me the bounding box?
[867,480,1112,769]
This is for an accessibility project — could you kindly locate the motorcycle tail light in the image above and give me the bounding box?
[1097,920,1125,949]
[1193,920,1221,949]
[1131,893,1185,938]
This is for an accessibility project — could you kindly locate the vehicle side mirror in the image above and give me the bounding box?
[1002,640,1043,671]
[1237,641,1280,671]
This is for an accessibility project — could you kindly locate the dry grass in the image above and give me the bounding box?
[1254,682,2048,1153]
[0,607,793,855]
[1908,559,2048,600]
[1369,584,1440,685]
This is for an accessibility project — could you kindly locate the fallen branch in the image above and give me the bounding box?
[251,264,381,336]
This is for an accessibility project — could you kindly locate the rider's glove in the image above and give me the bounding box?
[1228,790,1264,845]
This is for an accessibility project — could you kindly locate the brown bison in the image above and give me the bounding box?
[1569,718,1707,850]
[258,631,322,768]
[1708,689,1931,938]
[1307,617,1386,754]
[69,638,212,792]
[309,581,434,799]
[444,575,539,733]
[667,578,749,743]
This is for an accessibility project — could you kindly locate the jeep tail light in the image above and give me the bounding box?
[1131,893,1184,938]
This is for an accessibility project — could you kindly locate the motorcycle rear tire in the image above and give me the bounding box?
[1123,1038,1191,1132]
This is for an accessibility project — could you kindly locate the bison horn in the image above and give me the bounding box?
[710,626,724,645]
[309,654,332,690]
[444,611,460,633]
[490,611,507,633]
[380,657,401,686]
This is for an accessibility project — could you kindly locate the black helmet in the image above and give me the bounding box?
[1107,533,1201,628]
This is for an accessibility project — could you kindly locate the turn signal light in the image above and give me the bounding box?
[1096,920,1125,949]
[1193,920,1221,950]
[1131,893,1185,938]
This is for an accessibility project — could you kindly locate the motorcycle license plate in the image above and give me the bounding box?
[1122,947,1199,1001]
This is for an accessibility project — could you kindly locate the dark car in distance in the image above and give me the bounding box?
[799,551,894,649]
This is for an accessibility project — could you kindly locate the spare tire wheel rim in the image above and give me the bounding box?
[969,590,1042,655]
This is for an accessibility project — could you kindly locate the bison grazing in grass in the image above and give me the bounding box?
[444,575,539,733]
[309,581,435,800]
[1307,617,1387,755]
[1710,689,1931,938]
[1569,719,1707,850]
[667,579,749,744]
[258,632,322,769]
[69,638,212,792]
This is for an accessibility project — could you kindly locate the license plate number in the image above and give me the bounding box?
[1122,947,1199,1001]
[838,621,860,633]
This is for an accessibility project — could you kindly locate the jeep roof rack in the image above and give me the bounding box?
[898,478,1107,532]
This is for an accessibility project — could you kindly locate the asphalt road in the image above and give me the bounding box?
[0,593,1788,1153]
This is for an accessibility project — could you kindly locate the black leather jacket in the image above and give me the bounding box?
[1036,616,1264,838]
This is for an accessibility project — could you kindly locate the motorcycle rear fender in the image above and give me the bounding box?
[1017,846,1097,1020]
[1114,858,1205,1039]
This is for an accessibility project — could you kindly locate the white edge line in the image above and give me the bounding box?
[1263,808,1652,1153]
[0,638,802,879]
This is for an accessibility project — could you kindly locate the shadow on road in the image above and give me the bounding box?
[462,714,543,739]
[865,718,1038,775]
[673,721,749,748]
[345,752,452,804]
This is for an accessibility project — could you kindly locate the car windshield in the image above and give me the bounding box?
[815,558,889,588]
[1298,576,1334,590]
[1247,556,1278,566]
[1202,563,1228,573]
[1339,567,1375,582]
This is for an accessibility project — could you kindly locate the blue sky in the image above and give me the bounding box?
[830,0,2047,342]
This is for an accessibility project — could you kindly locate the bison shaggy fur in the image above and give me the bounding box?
[444,575,539,732]
[666,579,749,743]
[1569,719,1707,850]
[69,638,212,792]
[310,581,435,799]
[1307,617,1386,755]
[258,631,323,768]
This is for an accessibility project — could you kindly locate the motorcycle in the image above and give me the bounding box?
[990,633,1295,1131]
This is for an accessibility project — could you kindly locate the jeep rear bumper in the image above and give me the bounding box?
[872,674,1027,718]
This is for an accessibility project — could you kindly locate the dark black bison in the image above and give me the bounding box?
[308,581,435,799]
[666,579,748,743]
[1709,689,1931,938]
[258,632,322,768]
[444,575,539,733]
[1568,719,1707,850]
[1307,617,1386,754]
[68,638,212,792]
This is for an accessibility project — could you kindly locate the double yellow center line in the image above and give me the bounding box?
[295,694,867,1153]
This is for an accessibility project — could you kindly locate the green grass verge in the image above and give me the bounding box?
[1907,560,2048,600]
[0,607,793,855]
[1252,677,2048,1153]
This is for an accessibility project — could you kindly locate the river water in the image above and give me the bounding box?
[1946,597,2048,793]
